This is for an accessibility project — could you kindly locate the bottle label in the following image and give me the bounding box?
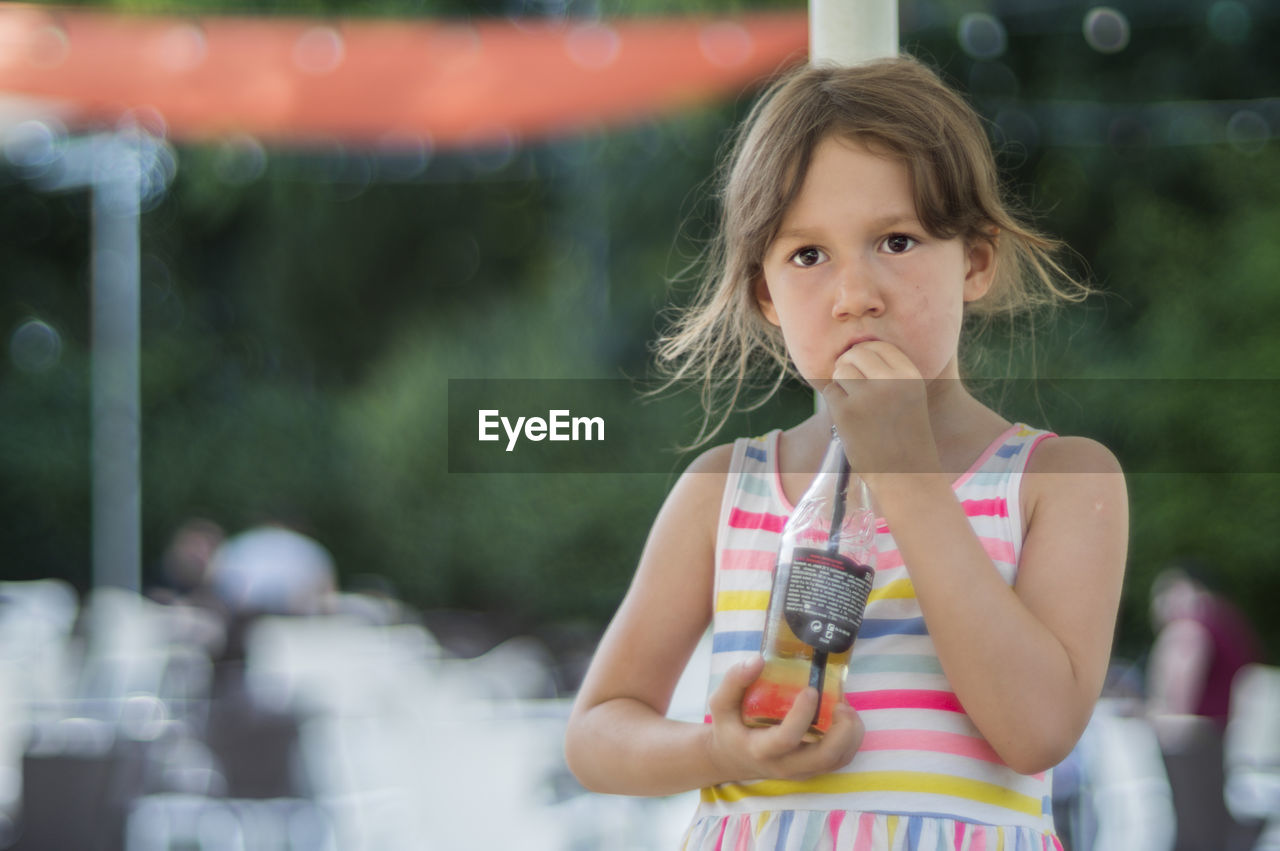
[783,547,874,654]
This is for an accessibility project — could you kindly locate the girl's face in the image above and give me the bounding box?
[756,135,995,388]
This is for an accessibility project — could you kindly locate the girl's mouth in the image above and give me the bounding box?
[839,336,880,356]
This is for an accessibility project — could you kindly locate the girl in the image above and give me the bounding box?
[564,55,1128,850]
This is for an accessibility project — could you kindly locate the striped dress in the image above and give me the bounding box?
[682,423,1064,851]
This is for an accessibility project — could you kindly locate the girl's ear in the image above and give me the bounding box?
[755,275,781,326]
[963,234,998,303]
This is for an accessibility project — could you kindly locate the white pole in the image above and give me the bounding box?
[36,130,148,594]
[809,0,898,65]
[89,132,143,594]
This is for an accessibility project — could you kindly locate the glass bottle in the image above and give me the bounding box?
[741,429,877,740]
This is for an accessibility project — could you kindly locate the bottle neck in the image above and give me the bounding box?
[819,432,849,477]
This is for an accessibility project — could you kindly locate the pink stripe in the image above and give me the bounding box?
[847,689,965,713]
[954,821,966,851]
[962,497,1008,517]
[970,824,986,851]
[873,537,1013,572]
[733,814,751,851]
[728,507,786,533]
[1050,835,1065,851]
[720,549,775,571]
[859,729,1005,765]
[1027,431,1056,460]
[874,549,905,571]
[828,810,846,845]
[852,812,876,851]
[712,817,727,851]
[978,536,1016,564]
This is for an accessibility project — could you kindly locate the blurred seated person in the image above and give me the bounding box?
[152,517,226,606]
[1147,559,1264,726]
[206,518,337,619]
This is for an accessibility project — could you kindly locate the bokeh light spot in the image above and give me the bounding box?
[214,135,267,185]
[1083,7,1131,54]
[293,26,344,75]
[120,694,169,741]
[376,133,433,181]
[28,25,69,69]
[565,23,620,70]
[1207,1,1251,44]
[152,23,207,73]
[10,319,63,374]
[698,22,753,68]
[2,119,63,174]
[463,129,518,173]
[957,13,1007,61]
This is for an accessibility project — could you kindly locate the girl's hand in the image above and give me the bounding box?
[705,656,864,782]
[821,341,940,485]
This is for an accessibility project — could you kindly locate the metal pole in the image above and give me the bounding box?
[16,124,170,595]
[89,133,143,594]
[809,0,898,65]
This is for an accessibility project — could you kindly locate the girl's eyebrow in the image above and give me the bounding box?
[773,212,921,244]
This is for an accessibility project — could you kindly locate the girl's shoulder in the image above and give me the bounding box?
[1025,433,1124,477]
[683,440,737,476]
[1020,432,1126,531]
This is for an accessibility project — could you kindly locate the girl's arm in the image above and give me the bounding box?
[563,445,864,796]
[870,436,1127,776]
[825,343,1128,776]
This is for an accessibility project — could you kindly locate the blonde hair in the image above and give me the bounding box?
[654,54,1089,445]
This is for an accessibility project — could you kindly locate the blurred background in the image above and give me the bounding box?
[0,0,1278,848]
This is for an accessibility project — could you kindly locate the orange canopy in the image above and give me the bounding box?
[0,3,808,148]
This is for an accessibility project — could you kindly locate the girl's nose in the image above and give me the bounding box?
[831,265,885,319]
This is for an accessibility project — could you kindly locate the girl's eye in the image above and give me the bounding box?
[789,247,827,267]
[882,234,918,254]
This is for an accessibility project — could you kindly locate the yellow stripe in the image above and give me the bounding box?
[887,814,898,846]
[716,590,769,612]
[702,771,1041,818]
[868,578,915,603]
[719,580,915,612]
[996,826,1005,851]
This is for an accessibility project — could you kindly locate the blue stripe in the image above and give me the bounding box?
[907,815,924,848]
[995,442,1020,458]
[745,445,768,463]
[859,617,928,638]
[712,630,762,653]
[774,810,794,850]
[872,809,1001,826]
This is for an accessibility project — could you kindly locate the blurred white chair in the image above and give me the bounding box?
[0,579,79,817]
[78,588,171,702]
[1224,664,1280,849]
[0,578,79,704]
[244,615,443,717]
[1076,700,1177,851]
